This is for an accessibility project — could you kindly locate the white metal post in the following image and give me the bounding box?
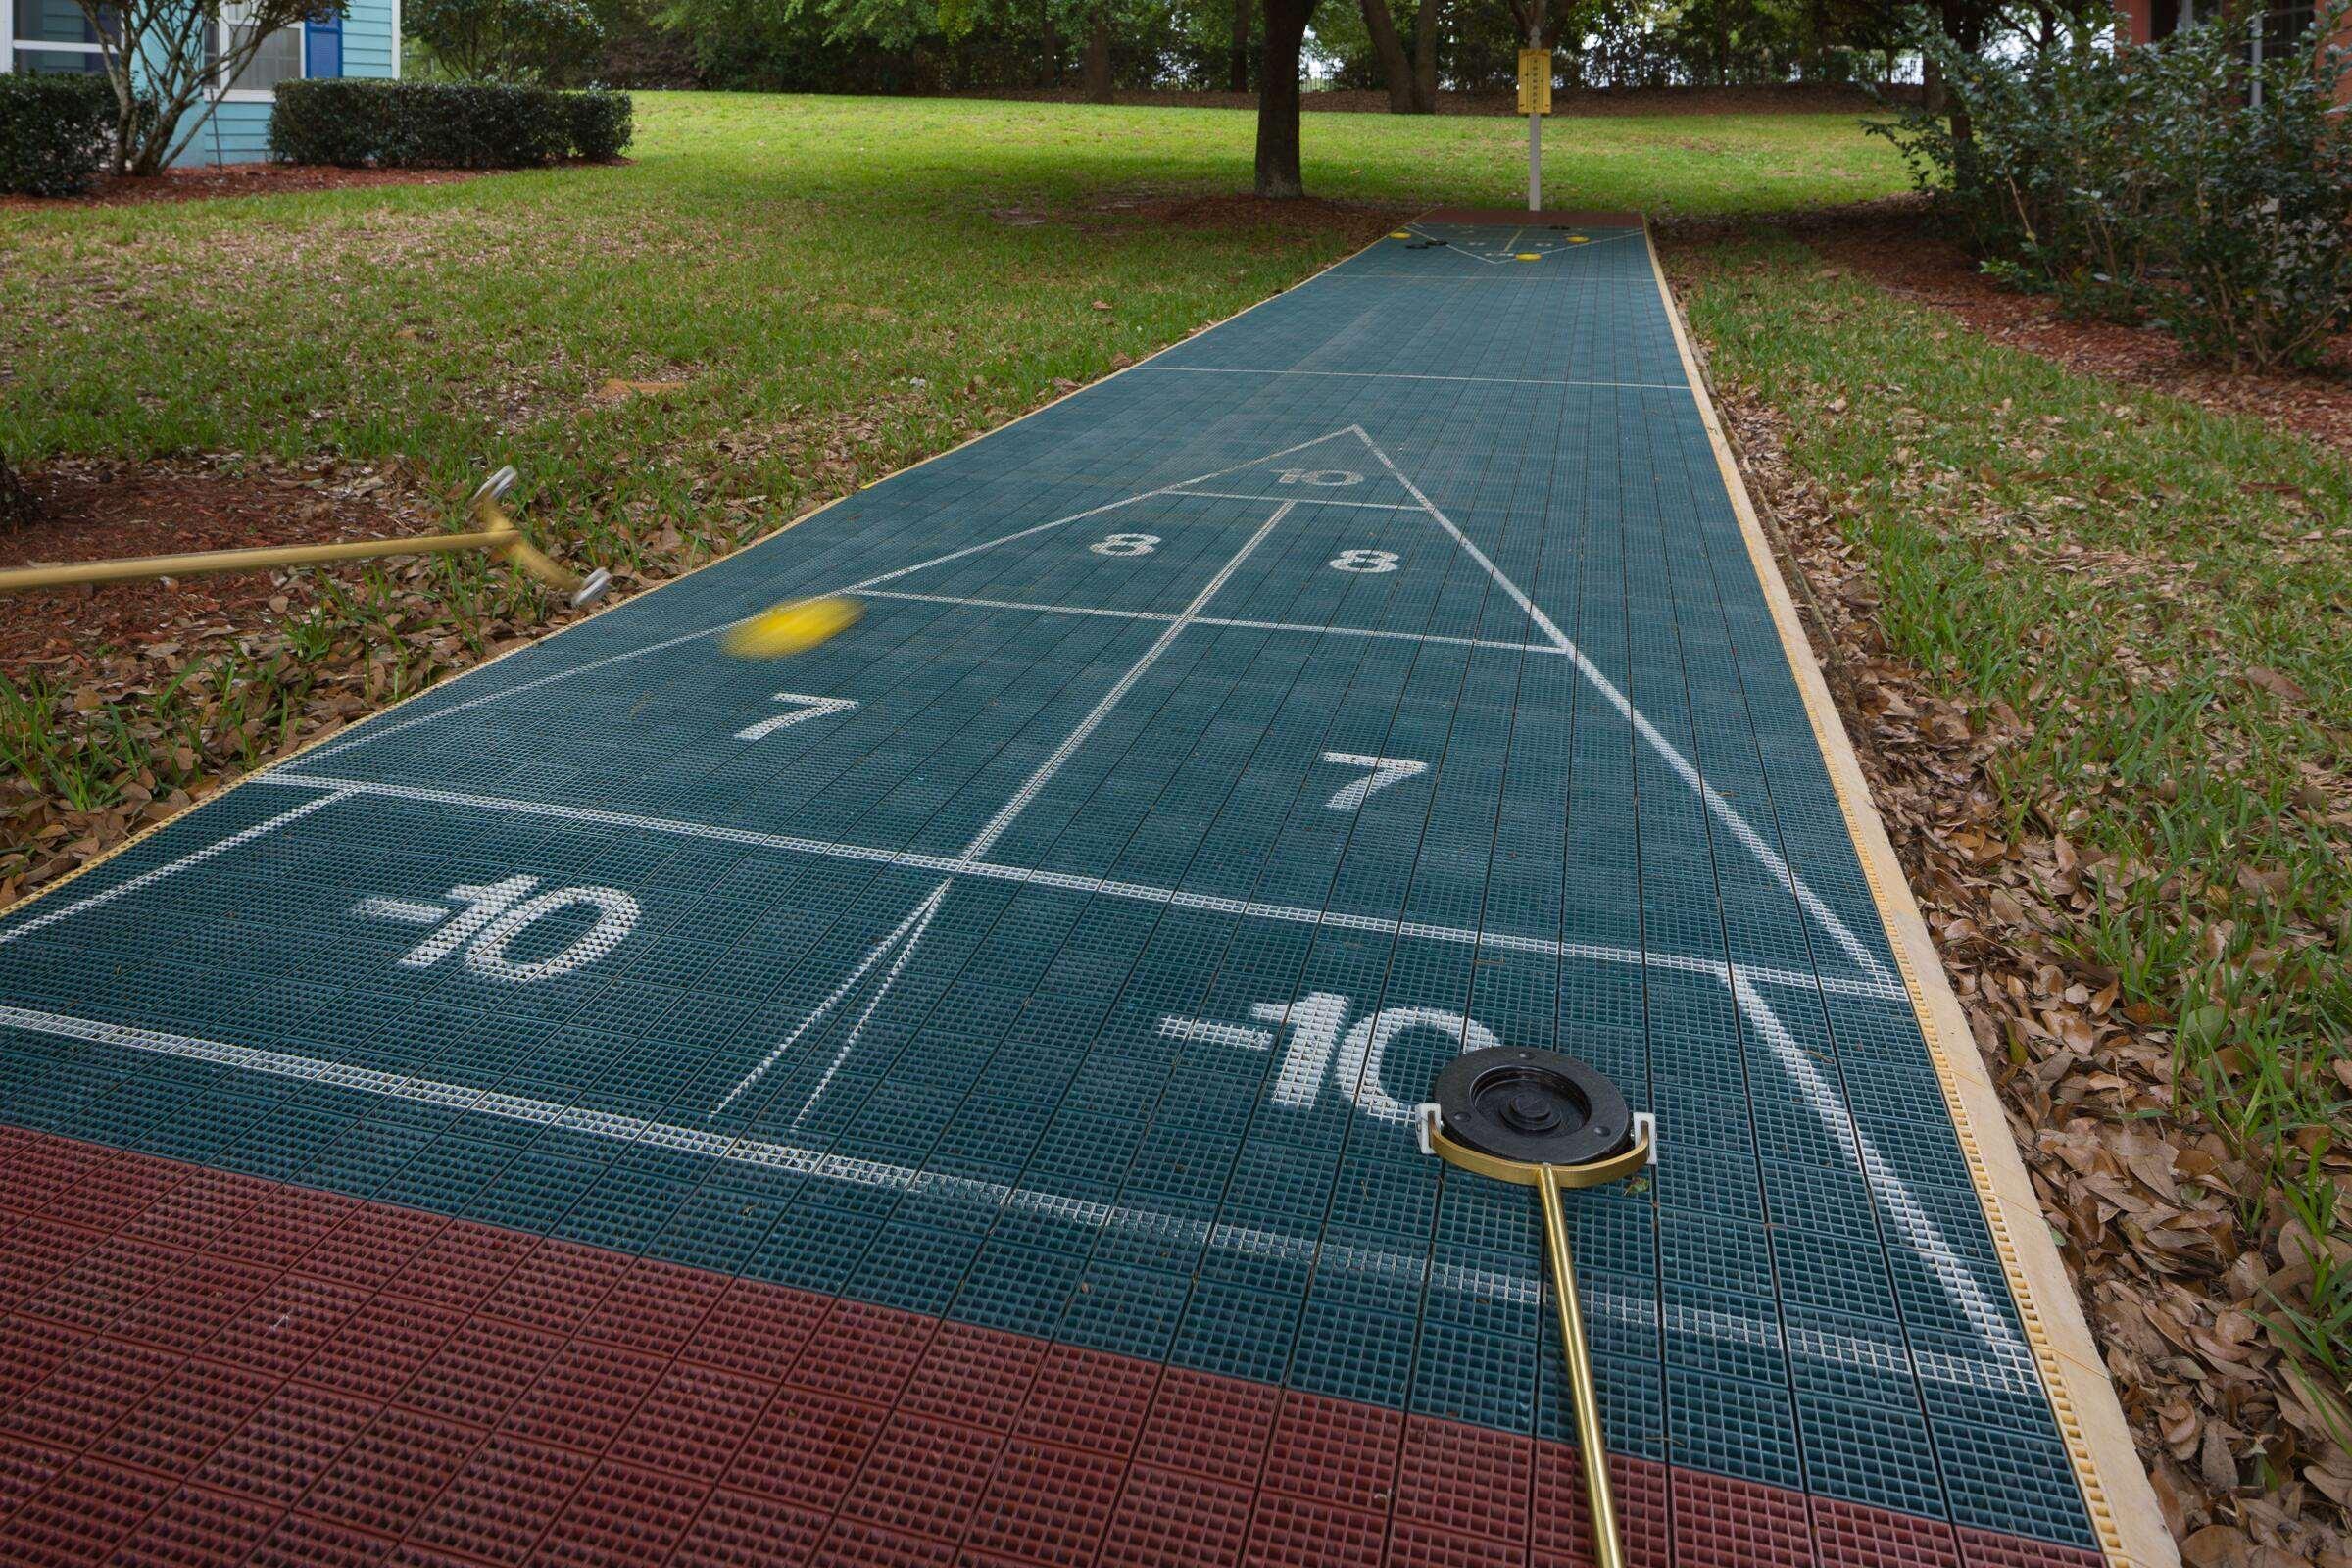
[1528,107,1541,210]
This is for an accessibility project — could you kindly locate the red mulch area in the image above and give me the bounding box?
[0,161,628,213]
[968,83,1908,116]
[0,461,405,669]
[1808,214,2352,454]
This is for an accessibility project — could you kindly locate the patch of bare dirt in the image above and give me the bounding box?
[1697,360,2351,1568]
[0,458,408,670]
[1807,215,2352,456]
[1063,192,1406,239]
[966,82,1909,116]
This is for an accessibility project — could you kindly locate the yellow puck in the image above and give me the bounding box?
[1569,234,1590,244]
[723,596,861,659]
[1391,230,1412,239]
[1516,253,1541,262]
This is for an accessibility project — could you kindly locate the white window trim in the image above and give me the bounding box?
[212,2,304,101]
[1,2,112,74]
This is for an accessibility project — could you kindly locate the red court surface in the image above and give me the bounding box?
[1,1127,2102,1568]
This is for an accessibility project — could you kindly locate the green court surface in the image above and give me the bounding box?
[0,217,2148,1568]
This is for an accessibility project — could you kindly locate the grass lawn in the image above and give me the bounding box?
[1677,238,2351,1535]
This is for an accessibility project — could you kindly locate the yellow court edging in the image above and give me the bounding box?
[1641,223,2178,1568]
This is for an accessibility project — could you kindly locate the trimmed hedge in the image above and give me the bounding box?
[0,74,116,198]
[270,80,632,170]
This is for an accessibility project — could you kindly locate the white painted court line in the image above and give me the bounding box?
[0,996,2039,1391]
[959,501,1295,859]
[1730,973,2026,1359]
[714,878,952,1120]
[851,588,1565,659]
[0,789,356,949]
[1165,489,1422,512]
[852,428,1366,594]
[1200,616,1557,658]
[1348,425,1898,991]
[854,590,1168,623]
[1134,368,1687,392]
[237,771,1902,1004]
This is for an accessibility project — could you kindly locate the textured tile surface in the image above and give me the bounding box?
[0,221,2100,1561]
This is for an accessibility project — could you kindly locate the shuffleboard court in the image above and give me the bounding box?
[0,217,2162,1568]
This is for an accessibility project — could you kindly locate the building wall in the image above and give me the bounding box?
[181,0,400,166]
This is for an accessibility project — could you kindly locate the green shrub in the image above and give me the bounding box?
[0,74,116,198]
[267,78,386,168]
[564,90,633,161]
[406,0,603,84]
[1871,5,2352,369]
[270,79,630,169]
[2132,25,2352,369]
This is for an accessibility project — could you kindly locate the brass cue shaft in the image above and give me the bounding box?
[0,528,514,594]
[1538,1165,1626,1568]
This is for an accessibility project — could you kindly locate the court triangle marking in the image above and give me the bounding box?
[1156,427,1424,511]
[850,427,1364,592]
[710,876,952,1123]
[1341,422,1895,988]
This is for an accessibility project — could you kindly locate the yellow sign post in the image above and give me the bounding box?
[1517,47,1552,209]
[1516,48,1552,115]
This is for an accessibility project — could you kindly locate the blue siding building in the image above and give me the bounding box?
[1,0,400,165]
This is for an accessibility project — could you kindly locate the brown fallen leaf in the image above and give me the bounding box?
[2244,666,2308,704]
[594,378,689,402]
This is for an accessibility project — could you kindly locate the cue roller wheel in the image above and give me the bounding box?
[1415,1048,1655,1568]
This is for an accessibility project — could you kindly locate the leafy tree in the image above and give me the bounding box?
[70,0,348,175]
[408,0,605,80]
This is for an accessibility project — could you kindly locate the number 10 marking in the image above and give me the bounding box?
[1320,752,1427,809]
[363,875,641,983]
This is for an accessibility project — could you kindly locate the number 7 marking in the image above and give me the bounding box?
[1320,752,1428,810]
[736,693,858,742]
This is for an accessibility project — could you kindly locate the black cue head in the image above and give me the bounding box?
[1431,1047,1635,1168]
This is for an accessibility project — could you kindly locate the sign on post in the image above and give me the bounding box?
[1517,49,1552,115]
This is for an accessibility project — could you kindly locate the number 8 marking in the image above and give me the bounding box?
[1092,533,1161,557]
[1331,549,1398,574]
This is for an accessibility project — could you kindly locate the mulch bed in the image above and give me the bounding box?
[0,159,633,213]
[1802,212,2352,455]
[1062,192,1406,239]
[0,458,407,670]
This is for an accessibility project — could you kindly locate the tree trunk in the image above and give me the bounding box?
[1229,0,1250,91]
[1411,0,1439,112]
[1938,0,1987,151]
[1084,8,1114,101]
[1359,0,1416,111]
[1043,6,1061,86]
[1254,0,1317,197]
[0,456,34,531]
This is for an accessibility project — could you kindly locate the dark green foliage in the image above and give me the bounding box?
[0,74,115,198]
[408,0,606,83]
[270,80,634,169]
[1320,0,1899,93]
[564,90,634,159]
[1873,5,2352,369]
